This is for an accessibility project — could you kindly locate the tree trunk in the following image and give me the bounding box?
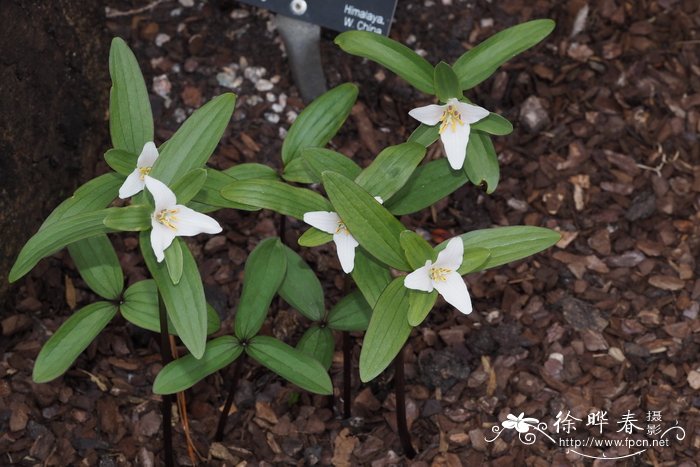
[0,0,109,305]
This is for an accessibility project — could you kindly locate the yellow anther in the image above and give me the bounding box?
[335,220,348,235]
[429,267,451,282]
[439,105,464,134]
[138,166,152,180]
[156,208,179,230]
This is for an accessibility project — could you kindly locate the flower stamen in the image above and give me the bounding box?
[156,208,179,231]
[138,166,152,180]
[429,266,452,282]
[439,105,464,134]
[335,220,348,235]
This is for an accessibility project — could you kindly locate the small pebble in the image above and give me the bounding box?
[155,33,170,47]
[265,112,280,124]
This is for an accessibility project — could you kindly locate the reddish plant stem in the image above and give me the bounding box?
[342,331,352,418]
[394,345,416,458]
[215,355,245,441]
[278,213,287,246]
[157,293,174,467]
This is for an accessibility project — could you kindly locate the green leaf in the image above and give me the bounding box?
[463,131,499,194]
[298,228,332,247]
[354,142,426,201]
[191,169,254,212]
[472,113,513,135]
[150,93,236,185]
[33,302,117,383]
[458,247,491,275]
[408,123,439,148]
[164,237,184,285]
[153,336,242,394]
[104,149,137,176]
[140,231,207,359]
[335,31,435,94]
[10,209,115,283]
[351,248,391,308]
[406,290,438,327]
[247,335,332,395]
[103,205,151,231]
[447,226,560,272]
[327,290,372,331]
[40,173,123,230]
[359,278,412,382]
[68,235,124,300]
[282,157,315,184]
[278,245,324,322]
[297,325,334,370]
[221,180,332,220]
[120,279,220,335]
[399,230,435,270]
[281,83,358,165]
[234,238,287,340]
[223,163,279,180]
[385,159,468,215]
[171,168,207,204]
[109,37,154,155]
[453,19,556,90]
[322,172,410,271]
[433,62,461,102]
[301,147,361,184]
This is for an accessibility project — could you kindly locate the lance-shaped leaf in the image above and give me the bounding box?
[354,142,426,201]
[282,157,315,184]
[400,230,436,270]
[298,228,332,247]
[191,164,279,212]
[335,31,435,94]
[10,209,116,282]
[33,302,117,383]
[281,83,358,165]
[68,236,124,300]
[463,131,499,194]
[171,168,207,204]
[327,290,372,332]
[408,123,440,148]
[471,113,513,135]
[234,238,287,340]
[153,336,242,394]
[103,205,151,231]
[120,279,220,335]
[104,149,137,176]
[322,172,410,271]
[453,19,556,90]
[351,247,391,308]
[278,245,324,322]
[246,336,332,395]
[458,247,491,275]
[437,226,560,272]
[164,237,184,285]
[433,62,461,103]
[406,289,438,327]
[297,325,334,370]
[301,147,362,184]
[140,231,207,359]
[109,37,154,155]
[223,163,279,181]
[221,180,332,220]
[385,159,468,215]
[150,93,236,185]
[359,278,412,382]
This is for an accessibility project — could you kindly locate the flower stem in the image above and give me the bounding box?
[342,331,352,418]
[278,212,287,246]
[157,292,174,467]
[214,355,245,441]
[394,345,416,458]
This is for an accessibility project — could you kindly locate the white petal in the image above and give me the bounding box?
[303,211,341,234]
[502,420,517,429]
[144,176,176,211]
[119,170,145,199]
[515,423,531,434]
[408,104,445,126]
[440,122,470,169]
[374,196,384,204]
[151,222,176,262]
[333,231,359,273]
[435,237,463,271]
[433,272,472,314]
[455,101,490,124]
[137,141,159,167]
[172,205,222,236]
[404,261,434,292]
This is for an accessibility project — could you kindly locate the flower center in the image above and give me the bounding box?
[429,266,451,282]
[138,166,152,180]
[439,105,464,134]
[335,220,348,235]
[156,208,179,230]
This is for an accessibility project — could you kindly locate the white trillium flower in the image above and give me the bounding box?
[502,413,540,433]
[144,176,222,262]
[403,236,472,314]
[119,141,160,199]
[408,97,490,170]
[303,196,383,274]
